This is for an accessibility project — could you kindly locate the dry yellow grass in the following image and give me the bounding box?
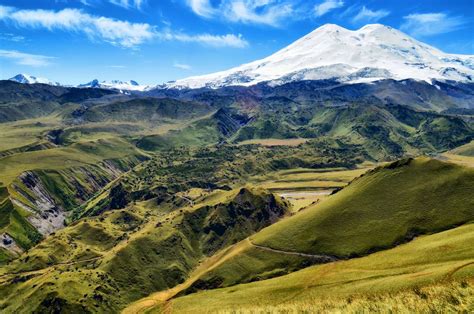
[204,279,474,314]
[237,138,309,146]
[441,153,474,168]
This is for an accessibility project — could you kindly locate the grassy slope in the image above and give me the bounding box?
[0,116,61,152]
[233,104,473,160]
[253,157,474,256]
[0,136,148,253]
[176,158,474,290]
[0,188,290,313]
[168,223,474,313]
[0,137,144,185]
[450,140,474,157]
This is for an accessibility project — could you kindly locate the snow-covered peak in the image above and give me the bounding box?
[9,74,61,86]
[7,74,150,92]
[78,79,149,91]
[167,23,474,89]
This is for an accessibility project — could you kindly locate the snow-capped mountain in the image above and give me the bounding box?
[78,79,149,91]
[9,74,61,86]
[9,74,149,92]
[167,24,474,89]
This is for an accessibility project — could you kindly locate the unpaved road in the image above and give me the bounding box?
[249,239,337,262]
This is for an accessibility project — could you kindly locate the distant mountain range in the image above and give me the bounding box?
[7,24,474,91]
[9,74,150,92]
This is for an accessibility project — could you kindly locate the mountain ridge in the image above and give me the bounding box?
[9,75,150,92]
[167,23,474,89]
[7,24,474,91]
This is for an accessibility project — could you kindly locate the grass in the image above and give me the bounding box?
[0,187,290,313]
[0,116,61,151]
[165,222,474,313]
[253,157,474,256]
[441,153,474,168]
[0,134,147,252]
[165,157,474,293]
[450,140,474,157]
[250,167,373,212]
[237,138,309,146]
[256,180,346,191]
[0,137,144,185]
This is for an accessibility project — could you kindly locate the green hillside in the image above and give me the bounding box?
[0,188,290,313]
[0,138,148,254]
[178,158,474,290]
[254,157,474,255]
[0,79,472,314]
[167,222,474,313]
[450,140,474,157]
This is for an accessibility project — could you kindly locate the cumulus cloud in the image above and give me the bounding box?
[400,13,466,37]
[0,6,154,48]
[0,5,247,49]
[0,49,55,67]
[314,0,344,17]
[352,6,389,24]
[185,0,296,27]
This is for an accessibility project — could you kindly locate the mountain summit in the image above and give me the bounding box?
[9,74,60,86]
[168,24,474,89]
[77,79,147,91]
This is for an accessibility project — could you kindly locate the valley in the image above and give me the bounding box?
[0,20,473,314]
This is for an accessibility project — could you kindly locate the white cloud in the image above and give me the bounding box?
[0,5,13,19]
[0,5,247,49]
[352,6,389,24]
[173,62,192,70]
[80,0,94,6]
[223,1,294,26]
[0,6,155,48]
[162,32,248,48]
[186,0,215,18]
[0,49,55,67]
[400,13,466,37]
[314,0,343,17]
[185,0,296,27]
[109,0,146,10]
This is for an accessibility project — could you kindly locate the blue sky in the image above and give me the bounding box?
[0,0,473,85]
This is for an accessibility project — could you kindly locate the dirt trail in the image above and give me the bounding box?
[173,194,194,207]
[122,241,250,314]
[249,239,338,262]
[122,238,338,314]
[445,260,474,280]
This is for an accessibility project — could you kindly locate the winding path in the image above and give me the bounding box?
[122,238,337,314]
[249,239,338,262]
